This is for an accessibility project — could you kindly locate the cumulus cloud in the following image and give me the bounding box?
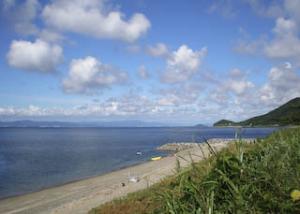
[207,68,257,113]
[0,93,208,124]
[161,45,207,83]
[264,17,300,62]
[63,56,128,94]
[235,16,300,65]
[209,64,300,120]
[42,0,151,42]
[259,63,300,106]
[0,105,86,117]
[224,79,254,95]
[3,62,299,124]
[214,68,255,96]
[206,64,300,122]
[0,95,155,118]
[0,93,254,124]
[2,0,40,35]
[7,39,63,73]
[233,0,300,64]
[146,43,169,57]
[158,83,204,106]
[0,105,42,117]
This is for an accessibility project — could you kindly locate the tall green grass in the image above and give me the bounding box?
[90,127,300,213]
[160,127,300,213]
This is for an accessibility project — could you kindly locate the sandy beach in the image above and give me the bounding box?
[0,139,253,214]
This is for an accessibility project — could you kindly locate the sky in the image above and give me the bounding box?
[0,0,300,125]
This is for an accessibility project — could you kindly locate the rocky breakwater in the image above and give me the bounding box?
[157,138,256,152]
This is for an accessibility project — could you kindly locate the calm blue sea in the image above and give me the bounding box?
[0,127,277,199]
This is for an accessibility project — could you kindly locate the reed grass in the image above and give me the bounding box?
[90,127,300,214]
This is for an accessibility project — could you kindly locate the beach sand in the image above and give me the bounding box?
[0,139,250,214]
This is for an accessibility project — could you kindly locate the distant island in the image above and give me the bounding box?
[214,97,300,127]
[193,124,208,128]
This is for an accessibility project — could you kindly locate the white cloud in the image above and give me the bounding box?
[224,69,255,95]
[42,0,151,42]
[146,43,169,57]
[0,95,155,118]
[205,64,300,122]
[264,17,300,61]
[157,83,203,106]
[7,39,63,73]
[2,0,40,35]
[285,61,292,69]
[63,56,128,94]
[137,65,149,79]
[232,1,300,65]
[284,0,300,23]
[206,68,257,117]
[213,68,255,96]
[273,17,297,35]
[235,17,300,65]
[0,94,203,124]
[0,105,70,117]
[225,79,254,95]
[162,45,207,83]
[259,63,300,106]
[4,64,299,124]
[58,64,300,123]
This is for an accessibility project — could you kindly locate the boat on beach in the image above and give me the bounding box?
[151,156,162,161]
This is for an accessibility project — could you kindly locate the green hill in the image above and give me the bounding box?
[214,97,300,127]
[213,119,237,127]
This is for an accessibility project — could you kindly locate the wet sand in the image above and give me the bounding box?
[0,139,248,214]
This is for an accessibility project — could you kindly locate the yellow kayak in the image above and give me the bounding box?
[151,156,162,161]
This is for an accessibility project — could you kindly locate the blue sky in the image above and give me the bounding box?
[1,0,300,125]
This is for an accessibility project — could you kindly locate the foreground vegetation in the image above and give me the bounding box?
[90,127,300,213]
[214,97,300,126]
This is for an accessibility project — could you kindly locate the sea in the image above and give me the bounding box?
[0,127,277,199]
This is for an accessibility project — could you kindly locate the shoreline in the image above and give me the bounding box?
[0,138,252,214]
[0,155,167,201]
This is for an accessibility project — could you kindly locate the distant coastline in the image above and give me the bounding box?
[0,120,168,128]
